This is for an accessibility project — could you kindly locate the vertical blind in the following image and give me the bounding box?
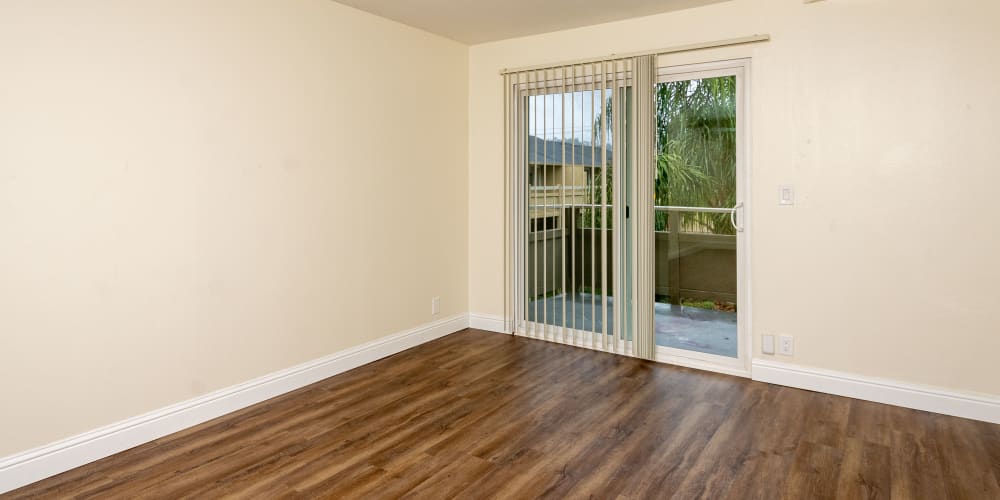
[503,55,657,360]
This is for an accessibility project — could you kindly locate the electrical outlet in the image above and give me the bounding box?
[431,296,440,316]
[779,335,794,356]
[762,335,775,355]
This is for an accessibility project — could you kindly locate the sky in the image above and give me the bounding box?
[527,89,613,146]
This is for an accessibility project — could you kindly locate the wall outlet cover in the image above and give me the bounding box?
[779,335,794,355]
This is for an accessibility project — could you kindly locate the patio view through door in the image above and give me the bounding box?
[520,61,634,355]
[508,58,748,375]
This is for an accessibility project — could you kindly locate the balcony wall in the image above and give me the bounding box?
[526,207,736,303]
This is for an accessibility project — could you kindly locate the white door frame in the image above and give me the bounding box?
[652,58,752,377]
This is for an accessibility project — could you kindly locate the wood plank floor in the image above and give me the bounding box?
[7,329,1000,499]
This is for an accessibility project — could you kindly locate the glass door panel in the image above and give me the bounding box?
[525,86,616,338]
[653,71,741,360]
[522,68,632,352]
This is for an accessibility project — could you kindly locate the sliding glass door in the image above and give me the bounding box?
[652,60,748,373]
[508,58,748,374]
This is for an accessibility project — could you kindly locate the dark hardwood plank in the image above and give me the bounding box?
[783,441,844,500]
[929,414,1000,499]
[889,428,949,499]
[5,329,999,499]
[834,438,891,500]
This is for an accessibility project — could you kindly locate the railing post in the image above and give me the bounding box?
[668,209,681,305]
[565,203,574,291]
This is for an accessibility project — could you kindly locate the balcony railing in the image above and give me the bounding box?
[526,204,736,305]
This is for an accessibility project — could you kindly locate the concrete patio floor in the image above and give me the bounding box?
[527,292,737,358]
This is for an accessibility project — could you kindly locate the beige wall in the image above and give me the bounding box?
[0,0,468,456]
[469,0,1000,395]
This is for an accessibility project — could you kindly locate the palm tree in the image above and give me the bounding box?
[586,76,737,235]
[656,76,737,234]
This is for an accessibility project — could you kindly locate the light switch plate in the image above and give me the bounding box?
[762,335,775,355]
[780,185,795,205]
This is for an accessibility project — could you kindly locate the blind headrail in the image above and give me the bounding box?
[499,34,770,75]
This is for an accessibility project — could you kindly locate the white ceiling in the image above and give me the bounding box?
[332,0,730,44]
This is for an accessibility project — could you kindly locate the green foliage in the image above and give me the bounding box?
[655,76,737,235]
[580,77,736,235]
[581,91,617,230]
[579,166,613,229]
[680,299,717,310]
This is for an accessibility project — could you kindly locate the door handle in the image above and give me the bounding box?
[730,202,744,232]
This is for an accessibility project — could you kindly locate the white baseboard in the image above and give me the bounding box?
[469,313,509,334]
[752,359,1000,424]
[0,313,470,494]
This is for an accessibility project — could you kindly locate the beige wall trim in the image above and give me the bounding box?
[0,314,470,494]
[499,34,770,75]
[752,359,1000,424]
